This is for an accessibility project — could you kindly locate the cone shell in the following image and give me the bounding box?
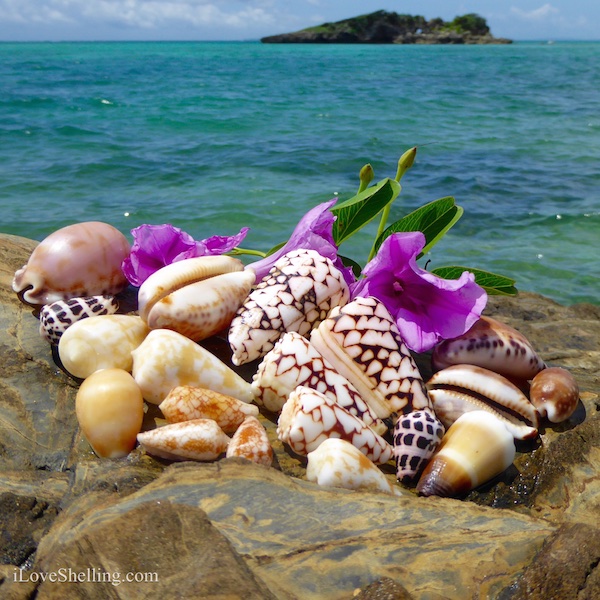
[307,438,402,496]
[159,386,259,432]
[39,295,119,345]
[277,385,393,464]
[427,364,539,440]
[251,331,386,434]
[310,296,431,420]
[138,256,254,342]
[431,316,546,381]
[530,367,579,423]
[58,314,149,379]
[417,410,516,498]
[76,368,144,459]
[226,416,273,467]
[137,419,230,461]
[12,221,130,306]
[131,328,254,405]
[393,409,445,482]
[228,248,350,366]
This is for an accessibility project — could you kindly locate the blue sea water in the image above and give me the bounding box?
[0,41,598,305]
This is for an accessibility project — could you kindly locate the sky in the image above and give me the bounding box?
[0,0,598,42]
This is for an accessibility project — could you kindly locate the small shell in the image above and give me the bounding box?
[226,416,273,467]
[138,256,255,342]
[393,409,445,483]
[306,438,402,496]
[39,295,119,345]
[530,367,579,423]
[76,368,144,458]
[58,314,149,379]
[137,419,230,461]
[416,410,516,498]
[131,328,254,405]
[12,221,130,306]
[431,316,546,381]
[277,386,393,465]
[427,364,539,440]
[310,296,432,420]
[251,331,387,434]
[159,386,259,432]
[228,249,350,366]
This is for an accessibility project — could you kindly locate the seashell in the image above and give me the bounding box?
[228,248,350,366]
[76,368,144,459]
[159,385,259,433]
[131,328,254,405]
[251,331,387,434]
[310,296,431,420]
[530,367,579,423]
[12,221,130,306]
[58,314,149,379]
[226,415,273,467]
[137,419,230,461]
[138,256,255,342]
[431,316,546,381]
[393,408,445,483]
[39,295,119,345]
[306,438,402,496]
[277,385,393,464]
[427,364,539,440]
[417,410,516,498]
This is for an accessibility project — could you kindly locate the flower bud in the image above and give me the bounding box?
[395,147,417,181]
[358,163,374,193]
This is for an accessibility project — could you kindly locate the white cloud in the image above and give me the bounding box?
[510,4,559,21]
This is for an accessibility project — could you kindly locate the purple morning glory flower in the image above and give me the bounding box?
[350,231,488,353]
[246,199,355,285]
[122,223,249,287]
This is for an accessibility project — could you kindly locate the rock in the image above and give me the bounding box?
[0,232,599,598]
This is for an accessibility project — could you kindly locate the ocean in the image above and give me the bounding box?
[0,41,598,305]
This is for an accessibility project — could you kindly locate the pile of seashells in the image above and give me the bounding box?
[13,221,581,499]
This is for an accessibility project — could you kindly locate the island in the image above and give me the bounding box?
[261,11,512,44]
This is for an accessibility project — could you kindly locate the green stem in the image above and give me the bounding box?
[227,247,267,258]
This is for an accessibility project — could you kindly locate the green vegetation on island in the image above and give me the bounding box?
[261,11,512,44]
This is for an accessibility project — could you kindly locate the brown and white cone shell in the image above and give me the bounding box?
[530,367,579,423]
[226,416,273,467]
[306,438,402,496]
[228,248,350,366]
[431,316,546,381]
[39,295,119,345]
[310,296,432,420]
[426,364,539,440]
[131,328,254,405]
[138,256,255,342]
[58,314,149,379]
[137,419,230,461]
[76,368,144,459]
[251,331,387,434]
[393,408,445,482]
[416,410,516,498]
[159,386,259,432]
[277,385,393,464]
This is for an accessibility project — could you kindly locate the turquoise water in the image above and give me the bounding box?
[0,41,598,305]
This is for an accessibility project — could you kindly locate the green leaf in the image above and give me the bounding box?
[431,266,518,296]
[332,178,401,246]
[338,254,363,279]
[373,196,463,257]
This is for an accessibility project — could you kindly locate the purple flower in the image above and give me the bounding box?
[246,199,355,285]
[122,223,249,286]
[350,231,487,353]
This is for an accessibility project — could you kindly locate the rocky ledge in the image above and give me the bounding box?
[261,10,512,45]
[1,232,599,599]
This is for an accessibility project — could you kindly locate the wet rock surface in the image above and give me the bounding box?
[1,232,599,599]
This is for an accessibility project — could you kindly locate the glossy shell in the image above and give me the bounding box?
[530,366,579,423]
[75,368,144,459]
[39,295,119,345]
[12,221,130,306]
[225,416,273,467]
[228,248,350,366]
[58,314,149,379]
